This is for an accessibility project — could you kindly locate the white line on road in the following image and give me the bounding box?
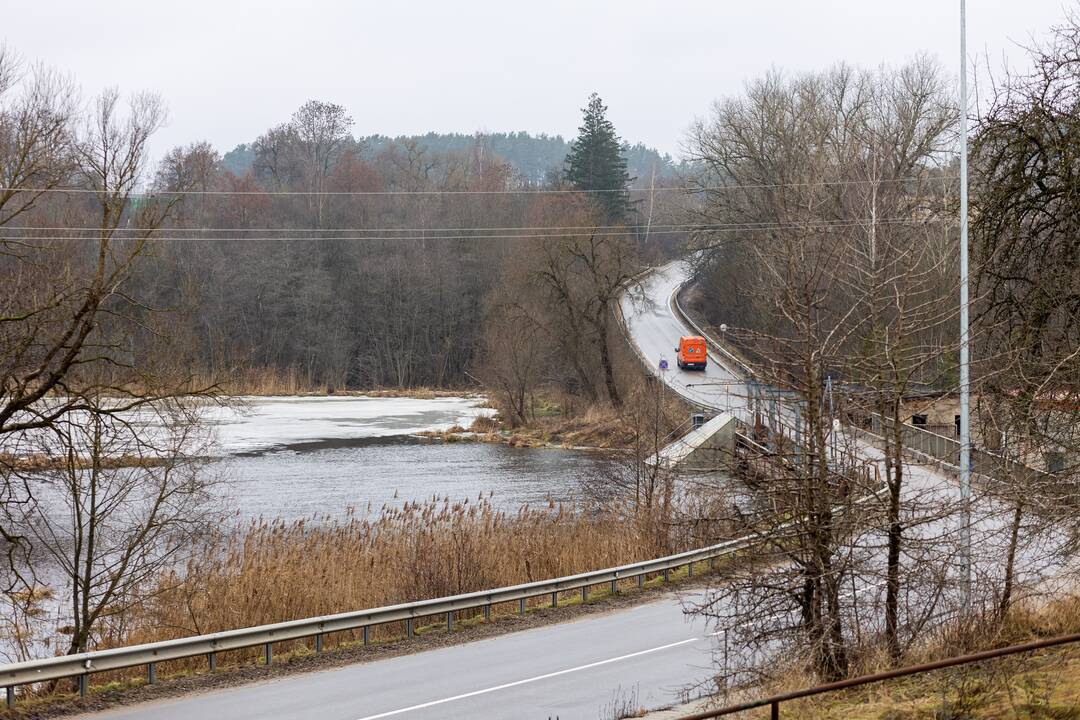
[352,636,702,720]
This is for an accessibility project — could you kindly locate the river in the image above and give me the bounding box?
[203,395,618,523]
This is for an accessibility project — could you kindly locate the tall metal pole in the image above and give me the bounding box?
[958,0,972,612]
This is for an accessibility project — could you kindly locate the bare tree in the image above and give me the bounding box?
[971,13,1080,615]
[0,49,77,227]
[3,402,218,659]
[0,88,214,587]
[474,294,545,427]
[290,100,354,227]
[685,60,959,680]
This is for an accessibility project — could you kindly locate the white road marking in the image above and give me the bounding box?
[352,636,702,720]
[352,582,885,719]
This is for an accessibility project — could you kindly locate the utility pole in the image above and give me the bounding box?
[958,0,972,612]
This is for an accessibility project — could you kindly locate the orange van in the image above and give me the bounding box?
[675,336,708,370]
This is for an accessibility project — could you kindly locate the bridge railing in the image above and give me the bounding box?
[866,412,1050,485]
[668,271,1048,486]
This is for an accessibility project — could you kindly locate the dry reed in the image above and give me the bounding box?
[92,497,708,674]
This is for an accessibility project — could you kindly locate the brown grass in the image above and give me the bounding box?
[0,453,167,472]
[478,387,688,450]
[705,595,1080,720]
[46,497,718,693]
[189,365,480,398]
[140,499,670,639]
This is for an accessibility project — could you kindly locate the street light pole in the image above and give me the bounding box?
[958,0,972,612]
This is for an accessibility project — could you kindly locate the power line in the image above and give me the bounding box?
[0,218,956,244]
[0,174,959,197]
[0,217,952,235]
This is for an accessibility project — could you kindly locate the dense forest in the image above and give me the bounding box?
[221,131,683,187]
[142,101,686,391]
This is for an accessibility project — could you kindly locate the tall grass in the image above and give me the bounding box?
[190,365,320,396]
[112,497,716,657]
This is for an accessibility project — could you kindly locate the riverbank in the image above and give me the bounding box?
[418,408,640,450]
[420,388,690,452]
[188,364,490,398]
[0,453,168,472]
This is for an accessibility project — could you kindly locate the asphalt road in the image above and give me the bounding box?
[619,260,748,416]
[74,592,717,720]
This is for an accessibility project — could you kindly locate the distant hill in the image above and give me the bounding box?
[221,131,682,185]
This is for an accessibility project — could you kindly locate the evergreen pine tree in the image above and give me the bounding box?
[564,93,632,222]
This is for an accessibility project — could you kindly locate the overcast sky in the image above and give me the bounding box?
[2,0,1073,159]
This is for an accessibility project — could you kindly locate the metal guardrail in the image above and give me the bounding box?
[0,531,758,702]
[677,631,1080,719]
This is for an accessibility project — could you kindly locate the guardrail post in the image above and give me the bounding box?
[315,634,323,653]
[484,604,491,621]
[208,651,216,672]
[638,573,644,589]
[610,579,618,595]
[363,625,369,646]
[519,598,526,615]
[6,686,13,708]
[78,674,87,698]
[447,611,454,630]
[147,662,156,685]
[264,642,272,665]
[406,618,414,638]
[663,568,670,583]
[709,556,715,571]
[551,591,558,608]
[771,700,779,719]
[687,561,693,578]
[581,586,588,604]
